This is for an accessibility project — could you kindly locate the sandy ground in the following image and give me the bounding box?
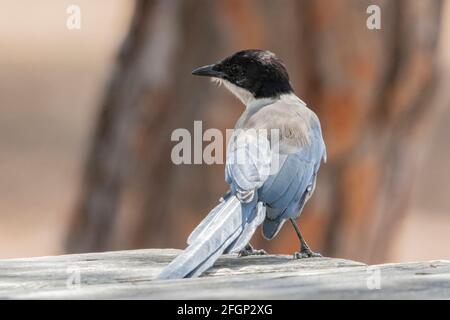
[0,1,449,261]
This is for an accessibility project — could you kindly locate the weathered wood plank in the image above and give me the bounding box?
[0,249,448,299]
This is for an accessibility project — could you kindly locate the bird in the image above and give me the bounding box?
[157,49,326,279]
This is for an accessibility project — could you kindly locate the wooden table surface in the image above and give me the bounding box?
[0,249,449,299]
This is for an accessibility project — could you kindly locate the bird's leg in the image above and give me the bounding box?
[238,243,267,257]
[290,218,322,259]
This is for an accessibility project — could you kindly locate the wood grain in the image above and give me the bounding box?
[1,249,448,299]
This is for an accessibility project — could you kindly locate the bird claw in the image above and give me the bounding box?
[293,250,322,259]
[238,248,267,257]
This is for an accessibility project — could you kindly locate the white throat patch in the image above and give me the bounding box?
[211,78,254,106]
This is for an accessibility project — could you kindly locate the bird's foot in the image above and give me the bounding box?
[293,249,322,259]
[238,246,267,257]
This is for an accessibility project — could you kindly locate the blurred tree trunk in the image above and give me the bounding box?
[66,0,443,263]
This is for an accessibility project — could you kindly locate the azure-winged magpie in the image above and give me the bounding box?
[158,49,326,279]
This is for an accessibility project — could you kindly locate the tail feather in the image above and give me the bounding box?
[226,201,265,254]
[187,192,232,245]
[186,224,242,278]
[157,195,263,279]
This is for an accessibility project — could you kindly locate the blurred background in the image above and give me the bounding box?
[0,0,449,264]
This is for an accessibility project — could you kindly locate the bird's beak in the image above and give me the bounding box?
[192,64,223,78]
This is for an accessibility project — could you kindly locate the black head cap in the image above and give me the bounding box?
[192,49,293,99]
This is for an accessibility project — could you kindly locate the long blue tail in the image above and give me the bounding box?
[157,195,265,279]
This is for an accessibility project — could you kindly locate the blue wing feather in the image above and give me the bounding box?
[260,127,325,239]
